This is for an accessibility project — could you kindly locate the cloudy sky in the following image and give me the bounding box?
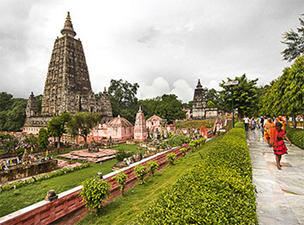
[0,0,303,103]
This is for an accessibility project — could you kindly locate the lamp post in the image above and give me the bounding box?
[224,80,239,128]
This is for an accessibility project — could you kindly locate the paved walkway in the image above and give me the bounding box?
[247,129,304,225]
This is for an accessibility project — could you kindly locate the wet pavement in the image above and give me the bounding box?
[247,129,304,225]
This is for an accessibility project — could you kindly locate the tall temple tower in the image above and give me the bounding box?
[192,79,206,120]
[23,12,112,134]
[134,106,148,141]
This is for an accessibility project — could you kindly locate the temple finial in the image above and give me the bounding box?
[196,79,202,89]
[61,11,76,37]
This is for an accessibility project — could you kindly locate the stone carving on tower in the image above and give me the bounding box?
[23,12,112,134]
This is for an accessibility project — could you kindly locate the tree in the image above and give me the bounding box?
[67,112,101,146]
[204,88,220,109]
[23,134,38,147]
[281,13,304,61]
[147,160,159,177]
[219,74,259,118]
[206,101,215,108]
[79,176,111,215]
[139,94,186,123]
[0,133,18,154]
[134,164,147,184]
[261,55,304,127]
[113,172,128,196]
[108,79,139,124]
[47,111,71,148]
[38,128,49,151]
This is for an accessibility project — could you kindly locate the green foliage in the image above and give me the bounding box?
[134,164,147,184]
[115,150,133,162]
[147,160,159,177]
[48,111,71,148]
[188,141,196,150]
[235,122,245,129]
[23,134,38,146]
[286,126,304,148]
[67,112,100,146]
[204,88,221,109]
[80,176,111,214]
[206,100,215,108]
[137,128,257,224]
[260,55,304,123]
[281,14,304,61]
[139,94,186,123]
[0,92,27,131]
[160,134,190,149]
[166,152,177,165]
[175,119,215,129]
[179,147,187,156]
[220,74,258,118]
[38,128,49,151]
[108,79,139,124]
[113,172,128,196]
[0,133,18,153]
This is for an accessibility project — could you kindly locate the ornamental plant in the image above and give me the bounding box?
[79,176,111,215]
[147,160,159,177]
[134,164,147,184]
[166,152,177,165]
[180,147,187,156]
[113,172,127,196]
[188,141,196,151]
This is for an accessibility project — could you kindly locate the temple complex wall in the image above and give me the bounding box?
[0,160,58,183]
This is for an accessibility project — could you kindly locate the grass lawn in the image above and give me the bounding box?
[77,135,223,225]
[0,159,117,217]
[0,143,143,217]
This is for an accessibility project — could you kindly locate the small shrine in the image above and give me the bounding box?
[134,106,148,141]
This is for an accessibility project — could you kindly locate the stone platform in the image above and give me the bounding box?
[57,149,117,163]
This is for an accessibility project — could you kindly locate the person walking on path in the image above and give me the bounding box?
[264,118,275,145]
[269,122,292,170]
[244,115,249,131]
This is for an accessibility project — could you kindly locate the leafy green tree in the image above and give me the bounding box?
[166,152,177,165]
[0,133,19,154]
[206,101,215,108]
[108,79,139,124]
[281,13,304,61]
[113,172,128,196]
[204,88,220,109]
[134,164,147,184]
[261,55,304,127]
[47,111,71,148]
[147,160,159,177]
[67,112,100,146]
[79,176,111,215]
[182,100,193,111]
[139,94,186,123]
[219,74,258,118]
[23,134,38,147]
[38,128,49,151]
[0,92,13,112]
[179,147,187,156]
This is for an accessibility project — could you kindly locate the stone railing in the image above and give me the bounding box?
[0,144,189,225]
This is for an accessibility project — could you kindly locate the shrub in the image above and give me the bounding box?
[113,172,127,196]
[166,152,177,165]
[147,160,159,177]
[116,150,133,162]
[134,164,147,184]
[235,122,245,129]
[179,147,187,156]
[286,126,304,148]
[79,176,111,215]
[161,135,190,149]
[137,127,257,224]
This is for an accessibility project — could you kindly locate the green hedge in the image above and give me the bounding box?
[235,122,245,129]
[285,126,304,149]
[137,128,257,224]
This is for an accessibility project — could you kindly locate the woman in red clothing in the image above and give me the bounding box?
[272,122,292,170]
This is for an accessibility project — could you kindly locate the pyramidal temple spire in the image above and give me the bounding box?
[196,79,202,89]
[61,11,76,37]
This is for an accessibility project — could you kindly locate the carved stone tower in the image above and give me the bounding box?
[25,92,38,117]
[23,12,112,134]
[192,79,206,120]
[134,106,148,141]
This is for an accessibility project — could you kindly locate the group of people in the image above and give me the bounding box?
[244,115,292,170]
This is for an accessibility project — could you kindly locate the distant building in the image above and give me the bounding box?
[192,79,218,120]
[106,115,134,140]
[23,12,112,134]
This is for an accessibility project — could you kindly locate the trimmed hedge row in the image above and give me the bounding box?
[235,121,245,128]
[285,126,304,149]
[137,128,257,224]
[0,163,90,192]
